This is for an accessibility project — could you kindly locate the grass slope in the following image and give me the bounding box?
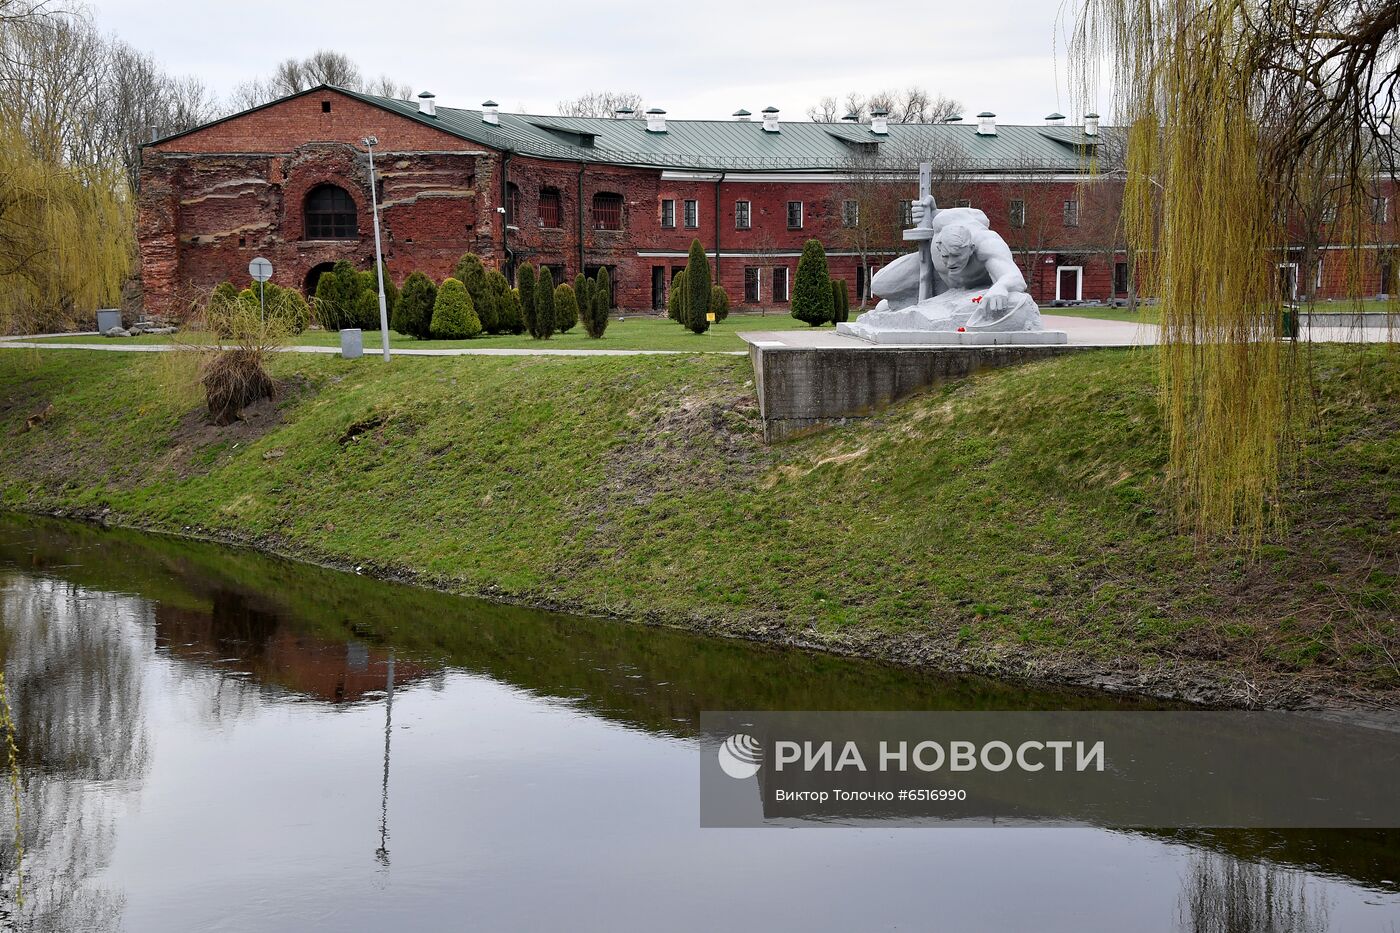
[0,345,1395,706]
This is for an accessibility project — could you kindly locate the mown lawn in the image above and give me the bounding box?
[23,312,819,352]
[0,344,1395,704]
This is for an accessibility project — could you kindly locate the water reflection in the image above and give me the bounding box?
[0,514,1396,933]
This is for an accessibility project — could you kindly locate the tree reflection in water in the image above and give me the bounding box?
[1180,852,1331,933]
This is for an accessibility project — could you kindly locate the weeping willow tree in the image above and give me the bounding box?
[1071,0,1399,542]
[0,114,134,334]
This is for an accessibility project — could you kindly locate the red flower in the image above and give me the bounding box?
[957,326,966,332]
[971,295,983,303]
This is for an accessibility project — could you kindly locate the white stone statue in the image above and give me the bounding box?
[836,165,1067,345]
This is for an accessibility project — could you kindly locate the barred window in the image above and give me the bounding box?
[661,198,676,228]
[899,200,913,226]
[956,198,972,209]
[735,200,751,229]
[842,200,859,228]
[684,199,699,229]
[539,187,561,228]
[1063,199,1079,227]
[593,192,623,230]
[1373,196,1390,224]
[304,184,357,239]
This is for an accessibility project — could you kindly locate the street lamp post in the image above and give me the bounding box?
[362,135,391,362]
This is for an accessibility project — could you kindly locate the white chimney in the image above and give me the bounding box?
[482,100,499,125]
[417,91,436,117]
[1044,111,1066,126]
[870,107,889,135]
[976,111,997,136]
[733,108,752,122]
[1084,112,1100,136]
[645,108,667,132]
[761,106,780,133]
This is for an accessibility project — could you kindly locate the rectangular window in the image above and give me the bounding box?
[773,267,790,302]
[1321,203,1337,224]
[842,200,859,228]
[787,201,804,229]
[1373,196,1389,224]
[956,198,972,209]
[1113,261,1129,296]
[899,200,913,227]
[1063,199,1079,227]
[660,199,676,229]
[1010,199,1026,228]
[735,200,751,229]
[684,199,699,229]
[744,267,761,303]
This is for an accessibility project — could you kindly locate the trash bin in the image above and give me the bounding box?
[340,328,363,359]
[96,309,122,333]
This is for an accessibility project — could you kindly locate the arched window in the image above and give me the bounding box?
[506,183,521,225]
[592,192,623,231]
[304,184,357,239]
[539,187,562,228]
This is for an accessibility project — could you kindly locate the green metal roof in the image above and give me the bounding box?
[153,85,1108,173]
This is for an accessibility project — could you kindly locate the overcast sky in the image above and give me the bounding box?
[86,0,1108,124]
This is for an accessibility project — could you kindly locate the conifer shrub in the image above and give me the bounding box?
[684,239,711,333]
[505,287,525,334]
[592,266,612,338]
[453,252,496,333]
[710,284,730,321]
[517,264,538,337]
[554,282,579,333]
[791,239,835,326]
[392,271,437,338]
[429,277,481,339]
[532,267,556,339]
[668,270,687,322]
[486,270,520,334]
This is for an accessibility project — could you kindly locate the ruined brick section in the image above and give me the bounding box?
[137,88,1141,316]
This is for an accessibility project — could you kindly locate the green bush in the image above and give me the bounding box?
[684,238,711,333]
[592,267,612,338]
[453,252,496,333]
[668,270,687,322]
[429,277,481,339]
[791,239,834,326]
[487,270,520,334]
[554,282,579,333]
[832,278,850,323]
[574,273,592,320]
[710,284,730,321]
[506,287,525,334]
[532,267,556,339]
[392,271,436,338]
[260,282,310,333]
[516,264,538,337]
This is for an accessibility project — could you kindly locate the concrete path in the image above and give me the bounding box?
[0,333,744,357]
[2,314,1393,356]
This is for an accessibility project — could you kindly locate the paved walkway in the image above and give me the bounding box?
[1,314,1393,356]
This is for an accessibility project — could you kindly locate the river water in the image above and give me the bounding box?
[0,514,1396,932]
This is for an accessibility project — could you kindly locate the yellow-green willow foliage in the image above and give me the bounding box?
[0,115,134,334]
[1071,0,1398,542]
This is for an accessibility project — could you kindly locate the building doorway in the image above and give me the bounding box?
[1055,265,1082,302]
[652,266,666,310]
[304,262,336,296]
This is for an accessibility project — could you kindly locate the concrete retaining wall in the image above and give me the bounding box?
[747,341,1110,442]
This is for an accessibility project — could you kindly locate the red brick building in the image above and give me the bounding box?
[137,86,1396,317]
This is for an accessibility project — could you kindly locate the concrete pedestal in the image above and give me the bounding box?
[742,330,1103,442]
